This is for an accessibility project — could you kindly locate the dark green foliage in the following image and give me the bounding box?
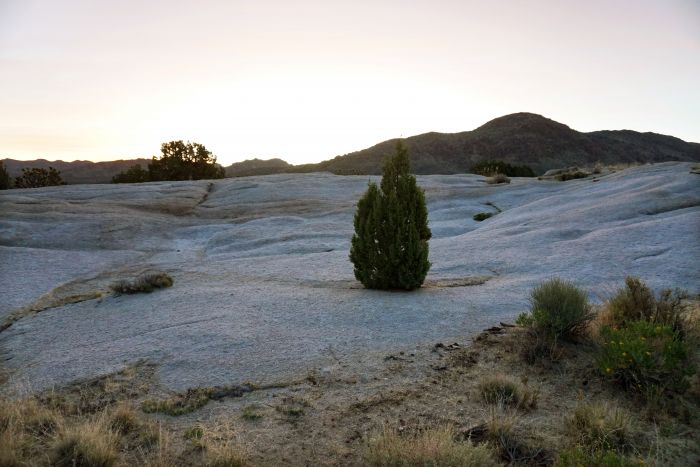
[598,321,694,397]
[349,141,431,290]
[471,160,535,177]
[111,164,150,183]
[112,140,225,183]
[517,278,592,342]
[148,140,225,181]
[556,170,588,181]
[473,212,494,222]
[0,161,11,189]
[110,272,173,295]
[14,167,64,188]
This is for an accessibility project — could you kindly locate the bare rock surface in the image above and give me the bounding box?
[0,163,698,393]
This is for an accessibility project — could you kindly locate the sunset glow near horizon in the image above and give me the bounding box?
[1,0,699,166]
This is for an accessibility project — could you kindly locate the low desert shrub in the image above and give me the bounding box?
[364,426,499,467]
[486,173,510,184]
[598,320,694,398]
[111,272,173,295]
[606,277,689,334]
[517,278,593,342]
[566,402,639,454]
[51,418,119,467]
[478,375,538,410]
[473,212,494,222]
[185,423,206,449]
[556,170,588,181]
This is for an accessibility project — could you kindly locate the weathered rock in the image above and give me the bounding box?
[0,162,698,393]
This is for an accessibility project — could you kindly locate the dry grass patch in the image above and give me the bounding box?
[111,272,173,295]
[478,374,538,410]
[50,417,119,467]
[566,402,641,454]
[364,425,499,467]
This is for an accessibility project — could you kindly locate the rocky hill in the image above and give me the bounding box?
[303,113,700,175]
[6,113,699,183]
[2,158,149,184]
[225,158,291,177]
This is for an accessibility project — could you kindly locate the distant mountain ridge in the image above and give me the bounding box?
[5,113,700,183]
[2,158,149,184]
[293,113,700,175]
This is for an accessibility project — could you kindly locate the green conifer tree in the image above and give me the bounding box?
[350,141,431,290]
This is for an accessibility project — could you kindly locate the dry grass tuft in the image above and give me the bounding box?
[478,374,538,410]
[486,173,511,184]
[365,425,499,467]
[111,272,173,295]
[566,402,641,454]
[51,417,119,467]
[205,442,249,467]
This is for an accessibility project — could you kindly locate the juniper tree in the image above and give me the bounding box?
[350,141,431,290]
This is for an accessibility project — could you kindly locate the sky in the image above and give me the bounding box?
[1,0,699,166]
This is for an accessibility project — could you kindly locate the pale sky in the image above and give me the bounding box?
[1,0,699,165]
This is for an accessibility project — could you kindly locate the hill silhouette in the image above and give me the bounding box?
[2,158,149,185]
[5,113,699,183]
[295,113,700,175]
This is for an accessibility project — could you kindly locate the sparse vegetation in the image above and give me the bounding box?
[364,426,499,467]
[349,140,432,290]
[555,170,588,181]
[111,272,174,295]
[240,405,263,421]
[205,442,249,467]
[473,212,494,221]
[517,278,593,342]
[14,166,64,188]
[471,160,535,177]
[566,402,639,454]
[478,374,538,410]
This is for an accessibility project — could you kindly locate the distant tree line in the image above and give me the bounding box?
[112,141,226,183]
[0,162,65,189]
[470,160,535,177]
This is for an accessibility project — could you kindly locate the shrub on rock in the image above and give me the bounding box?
[349,141,431,290]
[517,278,592,342]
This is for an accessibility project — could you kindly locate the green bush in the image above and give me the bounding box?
[517,279,592,342]
[349,141,431,290]
[471,160,535,177]
[598,320,694,397]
